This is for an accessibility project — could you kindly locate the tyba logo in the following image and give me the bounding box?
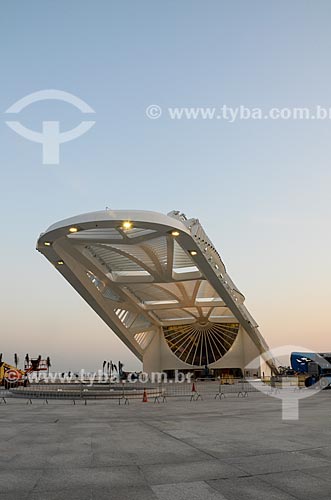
[5,89,96,164]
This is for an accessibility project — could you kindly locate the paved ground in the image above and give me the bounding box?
[1,389,331,499]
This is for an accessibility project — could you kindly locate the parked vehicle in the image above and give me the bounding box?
[291,352,331,389]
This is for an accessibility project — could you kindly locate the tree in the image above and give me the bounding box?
[14,353,19,368]
[46,357,51,375]
[118,361,124,379]
[25,353,29,369]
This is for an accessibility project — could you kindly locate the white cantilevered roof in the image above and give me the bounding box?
[37,209,272,367]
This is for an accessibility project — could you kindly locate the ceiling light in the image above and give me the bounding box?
[121,221,133,230]
[69,227,78,233]
[171,230,180,237]
[57,260,64,265]
[189,250,198,256]
[44,242,51,247]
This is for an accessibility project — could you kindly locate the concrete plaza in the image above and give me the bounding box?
[1,389,331,499]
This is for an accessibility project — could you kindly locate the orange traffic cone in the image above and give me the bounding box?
[142,388,148,403]
[192,382,196,393]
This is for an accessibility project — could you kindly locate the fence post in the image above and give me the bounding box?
[215,381,225,399]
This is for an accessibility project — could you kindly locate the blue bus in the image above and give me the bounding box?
[291,352,331,388]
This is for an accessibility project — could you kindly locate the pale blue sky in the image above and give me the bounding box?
[1,1,330,371]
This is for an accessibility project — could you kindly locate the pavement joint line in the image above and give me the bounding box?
[206,477,299,500]
[135,424,260,478]
[213,463,331,483]
[214,447,329,462]
[251,471,322,500]
[25,469,45,498]
[141,420,223,462]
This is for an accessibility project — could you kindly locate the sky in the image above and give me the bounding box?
[0,1,330,372]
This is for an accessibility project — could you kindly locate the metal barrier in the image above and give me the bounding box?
[0,389,10,404]
[213,379,259,399]
[2,377,307,405]
[7,380,199,403]
[9,382,168,404]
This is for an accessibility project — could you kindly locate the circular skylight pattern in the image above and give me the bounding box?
[163,321,239,366]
